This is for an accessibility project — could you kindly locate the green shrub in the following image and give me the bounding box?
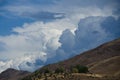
[71,68,79,73]
[76,65,88,73]
[34,70,39,76]
[44,68,50,73]
[55,67,64,73]
[70,65,88,73]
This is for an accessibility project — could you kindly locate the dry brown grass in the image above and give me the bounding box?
[89,56,120,76]
[26,73,120,80]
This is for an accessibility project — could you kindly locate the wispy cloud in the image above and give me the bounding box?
[1,0,119,21]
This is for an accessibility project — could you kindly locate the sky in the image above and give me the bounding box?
[0,0,120,73]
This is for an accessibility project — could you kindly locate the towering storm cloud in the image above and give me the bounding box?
[0,0,120,73]
[54,16,120,61]
[45,16,120,65]
[0,19,75,72]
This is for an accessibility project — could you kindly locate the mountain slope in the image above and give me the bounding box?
[21,38,120,80]
[39,38,120,72]
[0,68,31,80]
[1,38,120,80]
[89,56,120,76]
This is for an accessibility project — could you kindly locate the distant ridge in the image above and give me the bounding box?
[0,68,31,80]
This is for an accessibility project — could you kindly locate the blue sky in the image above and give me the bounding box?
[0,0,120,72]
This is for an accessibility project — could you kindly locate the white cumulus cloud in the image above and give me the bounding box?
[0,18,75,73]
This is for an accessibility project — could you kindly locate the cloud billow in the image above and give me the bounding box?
[0,18,75,72]
[54,29,75,61]
[0,0,120,73]
[54,16,120,62]
[101,16,120,38]
[0,16,120,73]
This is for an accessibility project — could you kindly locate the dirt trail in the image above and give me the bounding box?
[72,73,103,78]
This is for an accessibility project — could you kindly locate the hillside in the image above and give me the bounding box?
[0,38,120,80]
[89,56,120,76]
[0,68,31,80]
[21,38,120,80]
[40,38,120,72]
